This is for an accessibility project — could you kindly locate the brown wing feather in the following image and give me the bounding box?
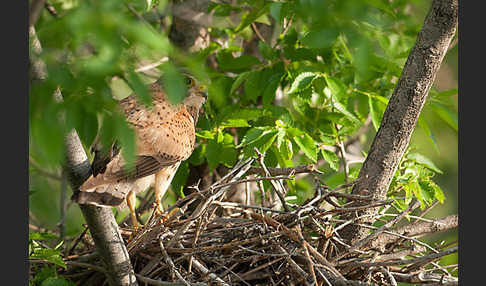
[79,82,196,193]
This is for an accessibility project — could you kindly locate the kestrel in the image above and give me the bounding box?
[73,75,206,228]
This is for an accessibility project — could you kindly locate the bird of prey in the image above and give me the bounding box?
[73,75,206,228]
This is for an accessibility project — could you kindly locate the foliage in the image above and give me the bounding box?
[29,233,75,286]
[29,0,457,274]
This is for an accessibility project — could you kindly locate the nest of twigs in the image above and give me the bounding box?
[61,157,458,286]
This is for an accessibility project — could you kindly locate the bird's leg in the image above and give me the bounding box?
[154,173,166,216]
[126,190,141,230]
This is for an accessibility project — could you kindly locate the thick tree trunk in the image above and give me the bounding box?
[341,0,458,244]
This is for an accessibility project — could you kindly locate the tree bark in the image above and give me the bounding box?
[64,130,138,286]
[169,0,210,52]
[341,0,458,244]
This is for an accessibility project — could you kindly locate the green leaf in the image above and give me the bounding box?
[332,99,360,125]
[171,161,189,198]
[33,267,57,285]
[237,127,270,148]
[369,96,384,131]
[418,179,434,206]
[262,73,283,106]
[407,153,443,174]
[196,130,216,139]
[219,108,266,128]
[30,248,67,269]
[292,132,317,163]
[125,70,151,106]
[230,71,251,95]
[430,102,458,131]
[258,41,277,60]
[217,52,260,73]
[65,98,98,146]
[324,76,347,103]
[417,115,439,154]
[206,131,237,170]
[279,138,293,160]
[117,117,136,170]
[321,149,339,171]
[301,28,338,49]
[188,144,206,166]
[244,70,265,103]
[29,232,59,241]
[288,72,318,94]
[41,277,75,286]
[161,63,186,105]
[243,130,279,157]
[234,0,269,32]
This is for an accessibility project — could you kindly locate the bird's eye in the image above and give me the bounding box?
[185,77,194,86]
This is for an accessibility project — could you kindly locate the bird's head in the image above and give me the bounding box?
[182,74,207,124]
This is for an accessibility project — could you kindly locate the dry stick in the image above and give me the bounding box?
[59,170,68,243]
[254,148,290,211]
[166,158,254,248]
[173,241,230,286]
[295,226,318,286]
[334,200,420,262]
[159,237,191,286]
[247,164,322,176]
[239,257,285,280]
[277,246,312,286]
[390,271,458,285]
[368,214,458,250]
[248,212,344,280]
[135,274,206,286]
[342,246,457,268]
[67,225,90,255]
[213,201,286,214]
[341,0,458,244]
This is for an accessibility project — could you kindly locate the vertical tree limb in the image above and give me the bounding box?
[341,0,458,244]
[64,130,138,286]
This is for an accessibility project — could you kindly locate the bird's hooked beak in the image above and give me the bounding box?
[198,84,208,102]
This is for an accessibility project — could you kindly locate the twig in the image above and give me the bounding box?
[247,164,322,176]
[212,175,293,191]
[277,246,312,286]
[254,148,290,211]
[135,274,207,286]
[342,246,457,268]
[159,236,191,286]
[212,201,286,214]
[29,157,62,181]
[251,22,266,43]
[67,225,90,255]
[59,170,68,243]
[296,226,318,286]
[333,200,420,262]
[191,256,230,286]
[135,57,169,73]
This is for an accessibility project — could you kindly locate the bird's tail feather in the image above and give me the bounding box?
[72,182,132,207]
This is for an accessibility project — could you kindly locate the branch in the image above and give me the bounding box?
[64,130,138,286]
[29,0,46,27]
[368,214,458,250]
[342,0,458,243]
